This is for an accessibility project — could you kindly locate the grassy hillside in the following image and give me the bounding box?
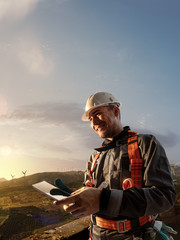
[0,179,6,183]
[0,171,84,240]
[0,171,179,240]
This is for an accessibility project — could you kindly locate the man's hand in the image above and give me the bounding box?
[54,187,102,218]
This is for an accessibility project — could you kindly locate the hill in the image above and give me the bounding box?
[0,185,75,240]
[0,171,84,188]
[0,179,7,183]
[0,171,84,240]
[171,164,180,181]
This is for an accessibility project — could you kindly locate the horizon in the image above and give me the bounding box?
[0,169,84,181]
[1,163,180,182]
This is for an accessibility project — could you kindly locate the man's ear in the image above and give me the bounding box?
[113,106,120,119]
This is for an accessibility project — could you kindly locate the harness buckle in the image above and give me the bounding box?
[117,219,128,233]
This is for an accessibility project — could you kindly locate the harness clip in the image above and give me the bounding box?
[117,219,128,233]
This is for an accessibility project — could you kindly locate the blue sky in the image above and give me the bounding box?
[0,0,179,180]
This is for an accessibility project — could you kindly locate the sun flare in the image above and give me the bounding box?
[0,145,12,156]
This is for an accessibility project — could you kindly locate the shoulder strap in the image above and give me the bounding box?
[128,131,143,188]
[88,152,101,186]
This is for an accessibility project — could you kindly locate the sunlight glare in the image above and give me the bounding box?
[0,145,12,156]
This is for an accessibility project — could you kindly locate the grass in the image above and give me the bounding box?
[0,184,75,240]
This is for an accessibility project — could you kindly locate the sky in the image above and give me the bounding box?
[0,0,179,180]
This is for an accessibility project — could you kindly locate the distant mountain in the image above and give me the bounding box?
[0,178,7,183]
[0,171,84,188]
[171,164,180,181]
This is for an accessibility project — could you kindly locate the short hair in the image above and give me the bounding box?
[108,104,121,120]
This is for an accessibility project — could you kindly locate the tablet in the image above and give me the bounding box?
[32,180,67,200]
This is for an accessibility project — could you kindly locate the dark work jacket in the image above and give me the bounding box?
[84,126,176,220]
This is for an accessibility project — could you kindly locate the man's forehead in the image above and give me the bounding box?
[89,106,108,117]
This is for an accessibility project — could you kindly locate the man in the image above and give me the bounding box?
[55,92,176,240]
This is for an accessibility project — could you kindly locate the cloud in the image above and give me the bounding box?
[40,141,72,154]
[4,102,83,124]
[14,36,54,77]
[137,128,179,148]
[2,102,179,150]
[0,101,102,149]
[154,131,179,148]
[0,95,8,116]
[137,113,153,130]
[134,113,179,148]
[0,0,40,22]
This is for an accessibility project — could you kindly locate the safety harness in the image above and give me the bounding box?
[89,131,152,234]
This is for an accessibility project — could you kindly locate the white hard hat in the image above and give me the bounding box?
[82,92,121,121]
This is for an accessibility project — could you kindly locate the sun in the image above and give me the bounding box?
[0,145,12,156]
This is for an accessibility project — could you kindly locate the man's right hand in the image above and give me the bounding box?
[54,187,102,218]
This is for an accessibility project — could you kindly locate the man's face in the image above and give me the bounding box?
[89,106,119,139]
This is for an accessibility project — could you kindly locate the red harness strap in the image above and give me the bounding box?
[94,215,151,233]
[88,152,101,186]
[127,130,143,188]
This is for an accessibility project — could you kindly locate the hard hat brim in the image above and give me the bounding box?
[81,102,121,121]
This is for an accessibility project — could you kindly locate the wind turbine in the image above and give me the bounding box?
[11,174,15,184]
[22,170,27,176]
[11,174,15,179]
[22,170,27,186]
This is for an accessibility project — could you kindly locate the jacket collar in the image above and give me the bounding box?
[95,126,130,152]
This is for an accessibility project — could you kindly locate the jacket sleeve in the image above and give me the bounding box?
[101,135,176,218]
